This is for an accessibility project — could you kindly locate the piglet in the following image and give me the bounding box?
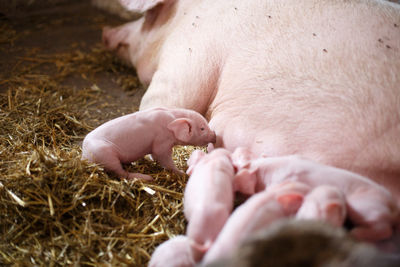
[232,150,399,242]
[82,107,216,180]
[184,149,235,261]
[202,181,311,264]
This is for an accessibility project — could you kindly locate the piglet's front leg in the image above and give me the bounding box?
[296,185,347,227]
[152,143,185,176]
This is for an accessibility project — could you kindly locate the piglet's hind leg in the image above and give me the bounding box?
[101,155,153,181]
[84,142,153,181]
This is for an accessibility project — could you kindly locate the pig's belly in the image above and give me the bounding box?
[208,87,400,201]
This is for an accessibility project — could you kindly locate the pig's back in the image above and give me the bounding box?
[208,0,400,195]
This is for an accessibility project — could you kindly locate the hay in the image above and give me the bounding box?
[0,15,196,266]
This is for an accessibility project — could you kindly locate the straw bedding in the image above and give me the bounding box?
[0,5,195,266]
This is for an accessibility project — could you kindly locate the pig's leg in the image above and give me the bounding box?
[152,144,185,175]
[126,172,153,181]
[97,153,153,181]
[82,140,153,180]
[296,185,347,227]
[347,193,395,242]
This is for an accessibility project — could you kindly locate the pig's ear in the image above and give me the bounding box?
[168,118,193,144]
[119,0,168,13]
[186,150,206,175]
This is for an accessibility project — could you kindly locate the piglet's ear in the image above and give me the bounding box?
[119,0,167,13]
[167,118,193,144]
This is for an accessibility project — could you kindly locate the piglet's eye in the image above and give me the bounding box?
[201,128,205,131]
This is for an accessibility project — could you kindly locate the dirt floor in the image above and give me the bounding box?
[0,0,145,109]
[0,1,191,266]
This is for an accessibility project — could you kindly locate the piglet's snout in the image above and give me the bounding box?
[102,26,112,49]
[210,131,217,144]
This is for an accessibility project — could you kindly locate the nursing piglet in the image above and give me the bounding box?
[184,149,235,261]
[202,181,311,264]
[232,152,399,242]
[82,108,216,180]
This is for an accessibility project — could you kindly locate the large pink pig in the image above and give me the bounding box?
[184,149,235,261]
[82,107,216,180]
[103,0,400,233]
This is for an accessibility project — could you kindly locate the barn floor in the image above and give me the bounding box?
[0,0,144,108]
[0,1,190,266]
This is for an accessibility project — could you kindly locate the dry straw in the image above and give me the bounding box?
[0,19,197,266]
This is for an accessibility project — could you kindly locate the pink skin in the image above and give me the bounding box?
[81,107,216,180]
[202,181,311,264]
[232,152,399,242]
[184,149,235,261]
[295,185,347,227]
[149,235,200,267]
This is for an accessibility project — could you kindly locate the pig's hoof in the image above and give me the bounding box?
[173,170,186,177]
[127,172,153,181]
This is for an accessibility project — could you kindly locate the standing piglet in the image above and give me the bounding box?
[82,107,216,180]
[184,149,235,261]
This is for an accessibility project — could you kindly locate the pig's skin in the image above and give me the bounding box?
[201,181,311,264]
[184,149,235,260]
[81,107,216,180]
[148,235,196,267]
[104,0,400,203]
[232,154,398,241]
[295,185,347,227]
